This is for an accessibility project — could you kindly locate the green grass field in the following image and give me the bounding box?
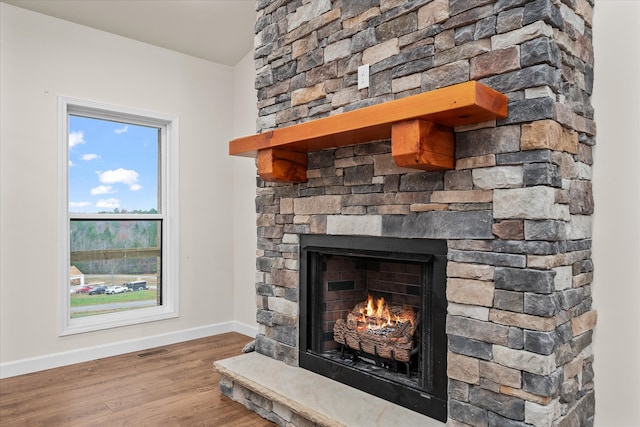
[70,290,157,307]
[70,274,159,317]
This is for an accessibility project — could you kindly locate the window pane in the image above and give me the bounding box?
[68,115,159,214]
[70,220,161,318]
[62,98,177,334]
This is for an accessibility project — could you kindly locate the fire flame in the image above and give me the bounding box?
[357,294,411,332]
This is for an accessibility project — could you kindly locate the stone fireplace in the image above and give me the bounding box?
[217,0,597,425]
[299,234,448,420]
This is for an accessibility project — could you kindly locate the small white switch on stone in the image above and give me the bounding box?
[358,64,370,89]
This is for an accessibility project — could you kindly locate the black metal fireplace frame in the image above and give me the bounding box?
[299,234,448,421]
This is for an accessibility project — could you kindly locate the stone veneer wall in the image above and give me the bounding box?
[247,0,597,425]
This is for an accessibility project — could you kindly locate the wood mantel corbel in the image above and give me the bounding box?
[229,81,508,183]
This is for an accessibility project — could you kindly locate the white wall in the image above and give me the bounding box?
[592,1,640,425]
[0,3,246,370]
[232,51,259,332]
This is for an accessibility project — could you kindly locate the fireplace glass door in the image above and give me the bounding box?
[299,235,448,421]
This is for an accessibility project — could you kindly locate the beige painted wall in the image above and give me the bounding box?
[232,51,259,330]
[0,3,250,363]
[592,1,640,424]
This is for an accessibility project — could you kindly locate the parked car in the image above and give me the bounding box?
[76,285,94,293]
[125,280,147,291]
[88,285,107,295]
[105,286,128,294]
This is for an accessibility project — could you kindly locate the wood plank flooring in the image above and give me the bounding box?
[0,332,275,426]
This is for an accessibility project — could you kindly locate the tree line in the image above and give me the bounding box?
[71,214,159,275]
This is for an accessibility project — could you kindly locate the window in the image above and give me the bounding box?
[59,97,179,335]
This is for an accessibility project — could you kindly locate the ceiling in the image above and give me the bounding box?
[1,0,257,66]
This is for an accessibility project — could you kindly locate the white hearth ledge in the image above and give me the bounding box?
[215,352,445,427]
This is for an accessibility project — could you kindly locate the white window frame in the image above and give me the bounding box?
[58,96,179,335]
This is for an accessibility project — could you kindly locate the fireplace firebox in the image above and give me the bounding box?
[299,235,448,421]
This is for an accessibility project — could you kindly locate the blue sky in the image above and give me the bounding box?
[68,115,159,214]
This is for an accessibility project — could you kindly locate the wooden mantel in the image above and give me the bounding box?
[229,81,507,183]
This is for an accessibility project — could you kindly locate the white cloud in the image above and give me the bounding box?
[129,184,143,191]
[82,153,100,161]
[98,168,139,186]
[69,131,86,148]
[69,201,92,208]
[90,185,115,195]
[96,198,120,209]
[69,160,74,167]
[114,125,129,134]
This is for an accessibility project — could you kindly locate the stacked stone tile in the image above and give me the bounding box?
[232,1,597,425]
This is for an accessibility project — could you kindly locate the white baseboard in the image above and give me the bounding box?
[0,321,259,379]
[233,321,259,338]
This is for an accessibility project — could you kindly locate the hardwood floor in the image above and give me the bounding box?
[0,332,275,426]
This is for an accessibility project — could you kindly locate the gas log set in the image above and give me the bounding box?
[333,294,419,373]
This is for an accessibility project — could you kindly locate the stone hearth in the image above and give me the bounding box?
[218,1,597,425]
[216,352,444,427]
